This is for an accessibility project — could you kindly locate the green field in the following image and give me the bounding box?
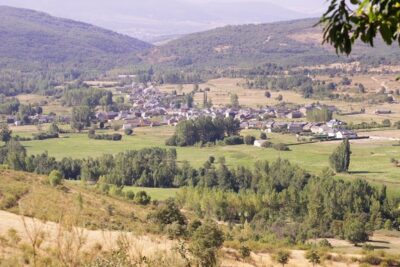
[11,125,400,194]
[122,186,179,201]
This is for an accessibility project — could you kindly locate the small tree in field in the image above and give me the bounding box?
[305,250,321,266]
[274,250,290,267]
[329,139,351,173]
[189,220,224,267]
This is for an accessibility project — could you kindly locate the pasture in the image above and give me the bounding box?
[12,125,400,194]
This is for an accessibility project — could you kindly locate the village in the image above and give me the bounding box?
[93,82,363,142]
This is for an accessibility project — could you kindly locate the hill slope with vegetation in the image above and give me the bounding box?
[146,18,400,68]
[0,6,152,71]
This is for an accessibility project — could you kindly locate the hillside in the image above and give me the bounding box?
[0,6,152,71]
[146,18,400,68]
[0,0,318,40]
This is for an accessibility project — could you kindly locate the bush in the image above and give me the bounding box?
[48,170,62,187]
[124,129,133,136]
[89,133,122,141]
[239,245,251,258]
[109,186,124,197]
[361,254,382,265]
[98,183,110,194]
[134,191,151,205]
[261,141,273,148]
[224,136,244,145]
[125,190,135,200]
[244,135,256,145]
[318,239,333,248]
[272,143,290,151]
[33,132,59,140]
[260,132,267,140]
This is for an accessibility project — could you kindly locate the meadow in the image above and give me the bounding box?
[12,125,400,194]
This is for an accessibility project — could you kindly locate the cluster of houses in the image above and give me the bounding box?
[264,120,358,140]
[95,84,359,140]
[5,114,69,126]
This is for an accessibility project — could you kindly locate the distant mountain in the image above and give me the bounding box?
[0,0,318,40]
[0,6,152,71]
[145,18,400,67]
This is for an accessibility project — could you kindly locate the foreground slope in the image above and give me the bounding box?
[0,6,152,71]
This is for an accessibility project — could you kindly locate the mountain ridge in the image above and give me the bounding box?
[0,5,152,71]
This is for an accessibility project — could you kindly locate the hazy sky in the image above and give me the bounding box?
[0,0,327,40]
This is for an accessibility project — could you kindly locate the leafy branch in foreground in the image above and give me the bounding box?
[320,0,400,54]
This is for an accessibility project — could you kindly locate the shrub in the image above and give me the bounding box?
[318,239,333,248]
[272,143,290,151]
[224,136,244,145]
[98,183,110,194]
[33,132,59,140]
[260,132,267,140]
[261,141,273,148]
[125,190,135,200]
[109,186,124,197]
[48,170,62,187]
[239,245,251,258]
[124,129,133,136]
[134,191,151,205]
[89,133,122,141]
[361,254,381,265]
[244,135,256,145]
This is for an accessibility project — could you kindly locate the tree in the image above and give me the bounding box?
[344,215,369,245]
[71,106,92,132]
[149,199,187,233]
[189,221,224,267]
[321,0,400,55]
[244,135,256,145]
[184,94,194,108]
[48,123,60,134]
[0,123,12,143]
[305,250,321,267]
[230,93,239,109]
[329,139,351,172]
[274,250,290,267]
[2,139,26,171]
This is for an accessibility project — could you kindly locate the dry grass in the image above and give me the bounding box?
[0,169,150,233]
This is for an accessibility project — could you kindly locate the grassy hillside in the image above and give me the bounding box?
[0,6,152,71]
[146,18,400,68]
[0,168,153,232]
